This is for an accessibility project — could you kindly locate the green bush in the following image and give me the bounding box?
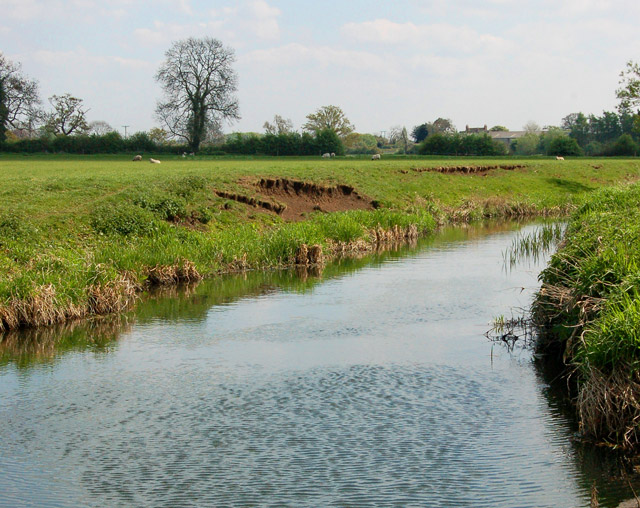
[547,136,582,156]
[606,134,638,156]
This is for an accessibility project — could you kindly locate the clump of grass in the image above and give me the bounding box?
[90,203,157,236]
[0,212,34,241]
[131,190,188,221]
[146,259,202,285]
[169,174,210,198]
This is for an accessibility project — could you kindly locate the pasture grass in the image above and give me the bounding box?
[1,153,639,331]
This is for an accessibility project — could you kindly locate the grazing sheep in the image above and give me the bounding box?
[149,158,161,164]
[182,152,187,158]
[371,154,381,160]
[556,156,565,161]
[330,152,335,157]
[132,154,142,161]
[322,153,331,158]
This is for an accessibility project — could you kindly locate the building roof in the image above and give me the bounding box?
[487,131,528,140]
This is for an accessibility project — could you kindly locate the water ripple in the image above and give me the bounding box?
[1,363,590,507]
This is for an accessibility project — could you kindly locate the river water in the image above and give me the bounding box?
[0,222,636,507]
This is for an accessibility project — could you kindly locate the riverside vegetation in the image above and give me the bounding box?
[0,154,639,334]
[533,183,640,452]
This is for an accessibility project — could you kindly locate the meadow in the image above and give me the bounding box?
[1,153,640,331]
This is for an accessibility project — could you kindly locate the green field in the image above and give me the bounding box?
[1,153,640,331]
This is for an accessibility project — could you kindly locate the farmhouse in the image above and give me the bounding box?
[461,125,528,148]
[486,130,528,148]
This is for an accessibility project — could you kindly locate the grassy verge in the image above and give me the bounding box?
[1,154,639,332]
[533,183,640,449]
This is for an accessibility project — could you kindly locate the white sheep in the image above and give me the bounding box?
[330,152,336,157]
[149,158,161,164]
[322,153,331,158]
[132,154,142,161]
[371,154,381,160]
[556,156,565,161]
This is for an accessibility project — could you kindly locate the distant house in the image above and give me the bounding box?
[461,124,531,150]
[464,125,488,134]
[487,131,527,148]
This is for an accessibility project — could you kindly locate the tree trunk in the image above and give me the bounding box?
[0,81,7,143]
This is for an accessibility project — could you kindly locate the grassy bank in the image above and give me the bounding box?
[1,154,639,332]
[533,183,640,449]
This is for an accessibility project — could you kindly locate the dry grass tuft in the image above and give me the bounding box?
[578,365,640,449]
[0,277,141,333]
[87,275,139,314]
[0,285,76,332]
[370,224,419,243]
[146,259,202,285]
[294,244,324,265]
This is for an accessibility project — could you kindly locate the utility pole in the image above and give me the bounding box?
[122,125,129,139]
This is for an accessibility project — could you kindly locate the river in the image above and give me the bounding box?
[0,222,636,507]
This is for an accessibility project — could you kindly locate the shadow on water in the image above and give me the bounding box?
[535,356,640,507]
[0,220,524,368]
[0,316,130,369]
[491,229,640,507]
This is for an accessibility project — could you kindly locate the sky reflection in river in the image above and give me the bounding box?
[0,222,636,507]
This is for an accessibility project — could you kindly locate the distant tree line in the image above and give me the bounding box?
[560,111,639,156]
[3,43,640,157]
[0,128,346,156]
[416,133,508,156]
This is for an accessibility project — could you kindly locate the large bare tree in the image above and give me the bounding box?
[0,52,40,141]
[155,37,239,152]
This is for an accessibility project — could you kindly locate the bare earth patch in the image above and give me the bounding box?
[216,178,376,221]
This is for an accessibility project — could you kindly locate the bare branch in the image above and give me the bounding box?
[155,37,240,151]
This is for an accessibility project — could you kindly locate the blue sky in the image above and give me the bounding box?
[3,0,640,137]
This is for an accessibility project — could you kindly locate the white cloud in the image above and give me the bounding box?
[2,0,42,20]
[243,43,384,72]
[245,0,281,40]
[133,0,281,47]
[341,19,509,55]
[32,48,153,71]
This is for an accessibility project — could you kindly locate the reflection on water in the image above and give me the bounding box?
[0,221,637,507]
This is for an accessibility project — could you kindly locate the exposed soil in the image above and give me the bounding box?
[409,164,527,175]
[216,178,376,221]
